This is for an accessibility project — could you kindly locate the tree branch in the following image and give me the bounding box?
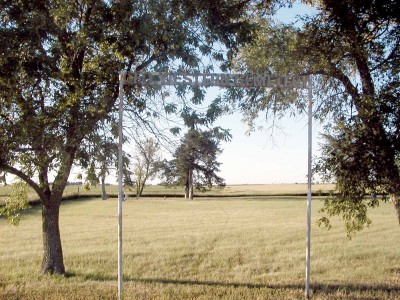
[0,163,44,200]
[312,67,360,104]
[134,54,156,72]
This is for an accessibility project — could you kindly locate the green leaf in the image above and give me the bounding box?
[0,182,30,226]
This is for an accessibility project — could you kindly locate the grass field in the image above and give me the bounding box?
[1,190,399,299]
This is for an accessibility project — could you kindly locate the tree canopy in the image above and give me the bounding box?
[0,0,255,274]
[231,0,400,235]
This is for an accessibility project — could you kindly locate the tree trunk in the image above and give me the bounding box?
[188,169,194,200]
[136,181,140,198]
[184,170,189,199]
[184,186,189,199]
[41,202,65,274]
[390,194,400,225]
[101,175,108,200]
[139,181,145,197]
[183,169,194,199]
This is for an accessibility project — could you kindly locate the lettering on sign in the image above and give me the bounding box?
[124,72,310,89]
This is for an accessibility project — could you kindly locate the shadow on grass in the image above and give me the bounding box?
[66,272,400,295]
[133,278,400,295]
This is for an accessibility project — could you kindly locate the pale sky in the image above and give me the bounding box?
[211,2,319,185]
[213,94,321,185]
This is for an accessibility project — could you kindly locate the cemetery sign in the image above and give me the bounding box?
[124,72,310,89]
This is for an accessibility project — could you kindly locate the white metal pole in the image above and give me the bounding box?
[118,71,125,300]
[305,78,312,299]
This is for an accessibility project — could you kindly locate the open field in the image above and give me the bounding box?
[1,195,399,299]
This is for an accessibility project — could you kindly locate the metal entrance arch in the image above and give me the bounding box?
[117,71,313,299]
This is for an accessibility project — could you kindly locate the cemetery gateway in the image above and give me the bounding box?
[117,70,313,299]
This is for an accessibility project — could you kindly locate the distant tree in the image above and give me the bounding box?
[230,0,400,235]
[77,121,119,199]
[0,0,254,274]
[131,138,162,197]
[161,127,229,199]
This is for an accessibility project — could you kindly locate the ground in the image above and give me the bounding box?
[0,185,399,299]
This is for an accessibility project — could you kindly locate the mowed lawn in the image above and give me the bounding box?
[1,196,399,299]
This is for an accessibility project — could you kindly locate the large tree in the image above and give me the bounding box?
[0,0,254,274]
[231,0,400,235]
[161,127,229,199]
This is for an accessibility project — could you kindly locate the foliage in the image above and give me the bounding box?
[303,0,400,234]
[314,122,391,236]
[161,127,229,198]
[131,138,162,196]
[229,19,307,132]
[0,181,30,226]
[231,0,400,235]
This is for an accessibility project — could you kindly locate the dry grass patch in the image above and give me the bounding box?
[1,196,399,299]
